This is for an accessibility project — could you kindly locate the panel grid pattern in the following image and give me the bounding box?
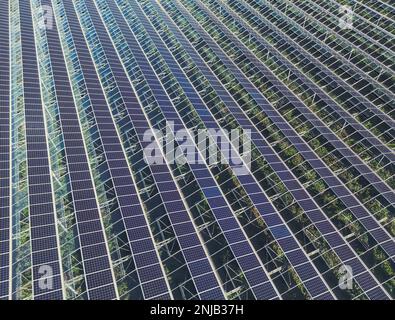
[1,0,394,300]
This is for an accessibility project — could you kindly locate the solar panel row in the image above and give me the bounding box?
[0,0,10,301]
[38,0,118,300]
[9,0,30,300]
[17,0,63,299]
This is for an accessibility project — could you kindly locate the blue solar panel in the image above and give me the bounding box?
[0,0,10,300]
[18,0,63,299]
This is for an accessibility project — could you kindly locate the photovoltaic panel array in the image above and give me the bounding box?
[1,0,394,300]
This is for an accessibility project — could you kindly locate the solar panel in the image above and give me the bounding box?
[0,0,10,300]
[38,0,118,298]
[18,0,63,299]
